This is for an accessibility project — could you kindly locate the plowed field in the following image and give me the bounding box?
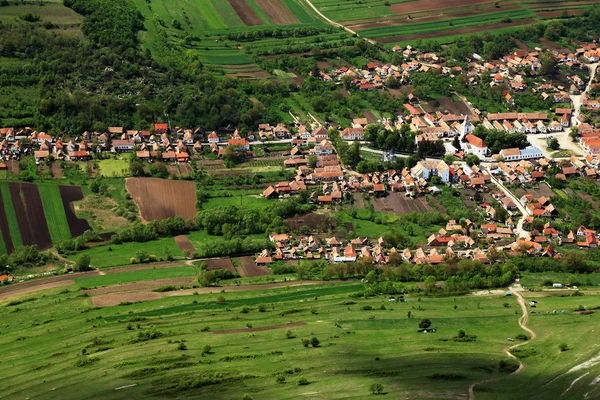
[9,182,52,249]
[228,0,263,25]
[126,178,197,221]
[59,185,92,237]
[255,0,298,24]
[239,256,271,277]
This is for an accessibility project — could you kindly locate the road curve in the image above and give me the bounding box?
[468,284,536,399]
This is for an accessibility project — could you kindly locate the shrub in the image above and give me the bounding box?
[369,383,384,394]
[276,375,286,384]
[310,337,320,347]
[216,296,226,304]
[201,345,212,356]
[453,330,476,342]
[498,359,519,373]
[286,329,294,339]
[361,305,373,311]
[302,339,310,347]
[74,357,99,367]
[240,306,250,314]
[559,343,569,352]
[297,376,309,385]
[242,395,253,400]
[258,304,267,312]
[177,342,187,351]
[515,334,529,341]
[419,318,432,329]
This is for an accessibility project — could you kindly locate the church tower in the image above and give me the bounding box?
[459,114,472,141]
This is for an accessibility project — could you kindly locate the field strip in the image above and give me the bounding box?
[468,285,536,399]
[213,321,307,334]
[0,280,74,301]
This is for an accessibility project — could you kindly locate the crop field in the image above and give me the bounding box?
[8,182,53,250]
[74,265,197,288]
[125,178,197,221]
[38,183,72,243]
[0,276,598,399]
[309,0,599,45]
[59,185,93,237]
[132,0,344,68]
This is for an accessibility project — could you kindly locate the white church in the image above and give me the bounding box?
[459,115,488,159]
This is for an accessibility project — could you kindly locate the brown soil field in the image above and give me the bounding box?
[126,178,197,221]
[528,1,596,7]
[255,0,298,24]
[59,185,93,237]
[229,0,263,26]
[84,277,194,295]
[389,0,497,14]
[378,19,536,43]
[536,9,584,18]
[7,160,19,175]
[213,321,307,334]
[9,182,52,249]
[179,164,192,177]
[239,256,271,277]
[438,97,471,115]
[287,213,335,232]
[231,71,273,79]
[51,162,63,178]
[363,110,378,124]
[92,292,163,307]
[205,257,236,274]
[0,280,74,301]
[513,182,554,199]
[174,235,196,253]
[371,193,432,215]
[0,186,14,253]
[347,5,520,28]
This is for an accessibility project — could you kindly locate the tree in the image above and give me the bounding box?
[310,337,320,347]
[74,254,92,271]
[129,159,144,176]
[548,137,560,150]
[369,383,385,395]
[136,250,149,263]
[465,154,480,167]
[569,127,579,141]
[419,318,432,329]
[307,154,318,169]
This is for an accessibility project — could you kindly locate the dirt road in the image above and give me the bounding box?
[301,0,378,45]
[468,284,536,399]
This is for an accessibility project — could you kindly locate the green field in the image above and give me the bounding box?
[98,159,130,178]
[38,183,72,243]
[0,182,23,250]
[0,2,84,24]
[1,277,598,399]
[67,237,184,268]
[74,265,197,288]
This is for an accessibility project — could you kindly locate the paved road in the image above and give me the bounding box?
[468,283,536,399]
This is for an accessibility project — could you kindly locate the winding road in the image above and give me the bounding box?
[487,172,531,240]
[468,284,536,399]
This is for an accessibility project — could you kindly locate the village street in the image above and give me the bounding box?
[487,172,531,240]
[571,62,598,126]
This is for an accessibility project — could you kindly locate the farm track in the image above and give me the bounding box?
[468,285,536,399]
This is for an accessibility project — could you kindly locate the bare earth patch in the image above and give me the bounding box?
[174,235,196,253]
[91,292,163,307]
[84,277,194,295]
[213,321,307,334]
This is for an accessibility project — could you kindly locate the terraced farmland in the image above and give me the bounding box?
[311,0,599,45]
[133,0,333,68]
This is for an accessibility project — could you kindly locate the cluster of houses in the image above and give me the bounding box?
[253,216,570,267]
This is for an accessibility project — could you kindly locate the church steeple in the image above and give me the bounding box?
[460,114,472,141]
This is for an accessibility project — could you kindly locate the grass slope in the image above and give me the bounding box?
[74,265,196,288]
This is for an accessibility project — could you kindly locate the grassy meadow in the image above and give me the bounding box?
[1,275,598,399]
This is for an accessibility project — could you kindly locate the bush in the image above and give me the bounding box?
[310,337,320,347]
[276,375,286,384]
[369,383,384,394]
[240,306,250,314]
[201,345,212,356]
[302,339,310,347]
[297,376,309,386]
[419,318,432,329]
[361,305,373,311]
[242,395,253,400]
[177,342,187,351]
[74,357,99,367]
[559,343,569,352]
[216,296,226,304]
[286,329,294,339]
[453,330,477,342]
[515,334,529,341]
